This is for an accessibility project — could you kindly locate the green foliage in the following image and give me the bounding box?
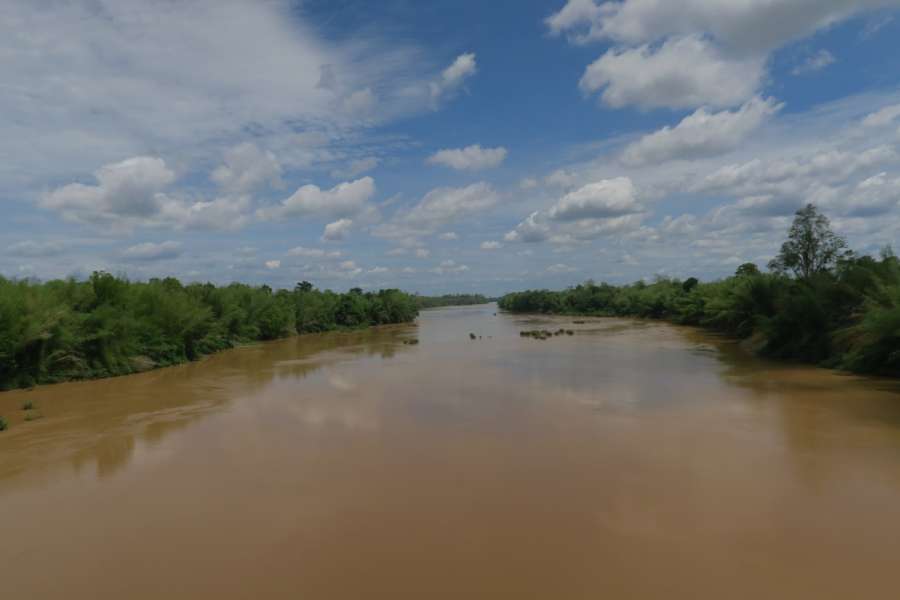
[416,294,491,309]
[0,274,418,390]
[0,416,7,431]
[769,204,851,279]
[500,206,900,377]
[499,253,900,377]
[22,400,33,411]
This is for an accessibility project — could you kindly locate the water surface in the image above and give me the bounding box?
[3,304,900,599]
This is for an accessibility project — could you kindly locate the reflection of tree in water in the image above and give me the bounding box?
[685,327,900,490]
[6,325,417,483]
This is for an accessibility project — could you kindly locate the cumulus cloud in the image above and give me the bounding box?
[374,182,499,240]
[431,260,470,274]
[258,177,375,221]
[505,212,551,243]
[430,53,477,103]
[121,240,182,262]
[580,36,765,110]
[481,241,503,250]
[265,260,281,270]
[695,145,899,200]
[39,155,260,232]
[211,143,281,193]
[546,0,899,53]
[438,232,459,241]
[548,178,643,221]
[41,156,176,226]
[550,1,897,111]
[621,97,782,166]
[427,145,507,170]
[322,218,354,242]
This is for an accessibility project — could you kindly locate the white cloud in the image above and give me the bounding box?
[374,182,500,240]
[368,266,389,274]
[7,240,67,258]
[438,232,459,241]
[519,177,539,189]
[547,263,577,273]
[330,157,380,179]
[415,248,431,259]
[322,218,354,242]
[580,36,765,110]
[286,246,341,258]
[211,143,281,193]
[427,145,507,170]
[258,177,375,221]
[544,169,581,189]
[862,104,900,127]
[695,145,899,201]
[481,241,503,250]
[545,0,604,43]
[122,240,182,262]
[546,0,900,53]
[431,260,470,274]
[41,156,175,226]
[841,172,900,216]
[505,212,551,243]
[265,260,281,270]
[548,178,643,221]
[386,247,409,256]
[792,49,836,75]
[342,88,377,116]
[2,1,478,200]
[621,97,782,166]
[430,53,477,103]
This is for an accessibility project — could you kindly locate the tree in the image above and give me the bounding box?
[768,204,850,279]
[735,263,760,277]
[682,277,699,292]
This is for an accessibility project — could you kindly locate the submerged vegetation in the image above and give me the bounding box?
[416,293,491,309]
[0,276,418,390]
[500,205,900,377]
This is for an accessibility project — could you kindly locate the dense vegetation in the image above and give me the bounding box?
[0,276,418,390]
[416,293,491,309]
[500,205,900,377]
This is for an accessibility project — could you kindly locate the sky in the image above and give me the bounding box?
[3,0,900,295]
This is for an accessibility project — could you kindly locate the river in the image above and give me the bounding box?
[2,303,900,599]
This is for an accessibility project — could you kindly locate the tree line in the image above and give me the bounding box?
[0,276,418,390]
[416,293,491,309]
[499,205,900,377]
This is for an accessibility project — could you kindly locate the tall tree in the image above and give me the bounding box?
[769,204,850,279]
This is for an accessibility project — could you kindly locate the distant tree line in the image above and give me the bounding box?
[416,293,492,309]
[0,276,418,390]
[499,205,900,377]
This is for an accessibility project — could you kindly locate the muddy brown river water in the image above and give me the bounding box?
[3,304,900,599]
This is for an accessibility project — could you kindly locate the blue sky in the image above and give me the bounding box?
[4,0,900,295]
